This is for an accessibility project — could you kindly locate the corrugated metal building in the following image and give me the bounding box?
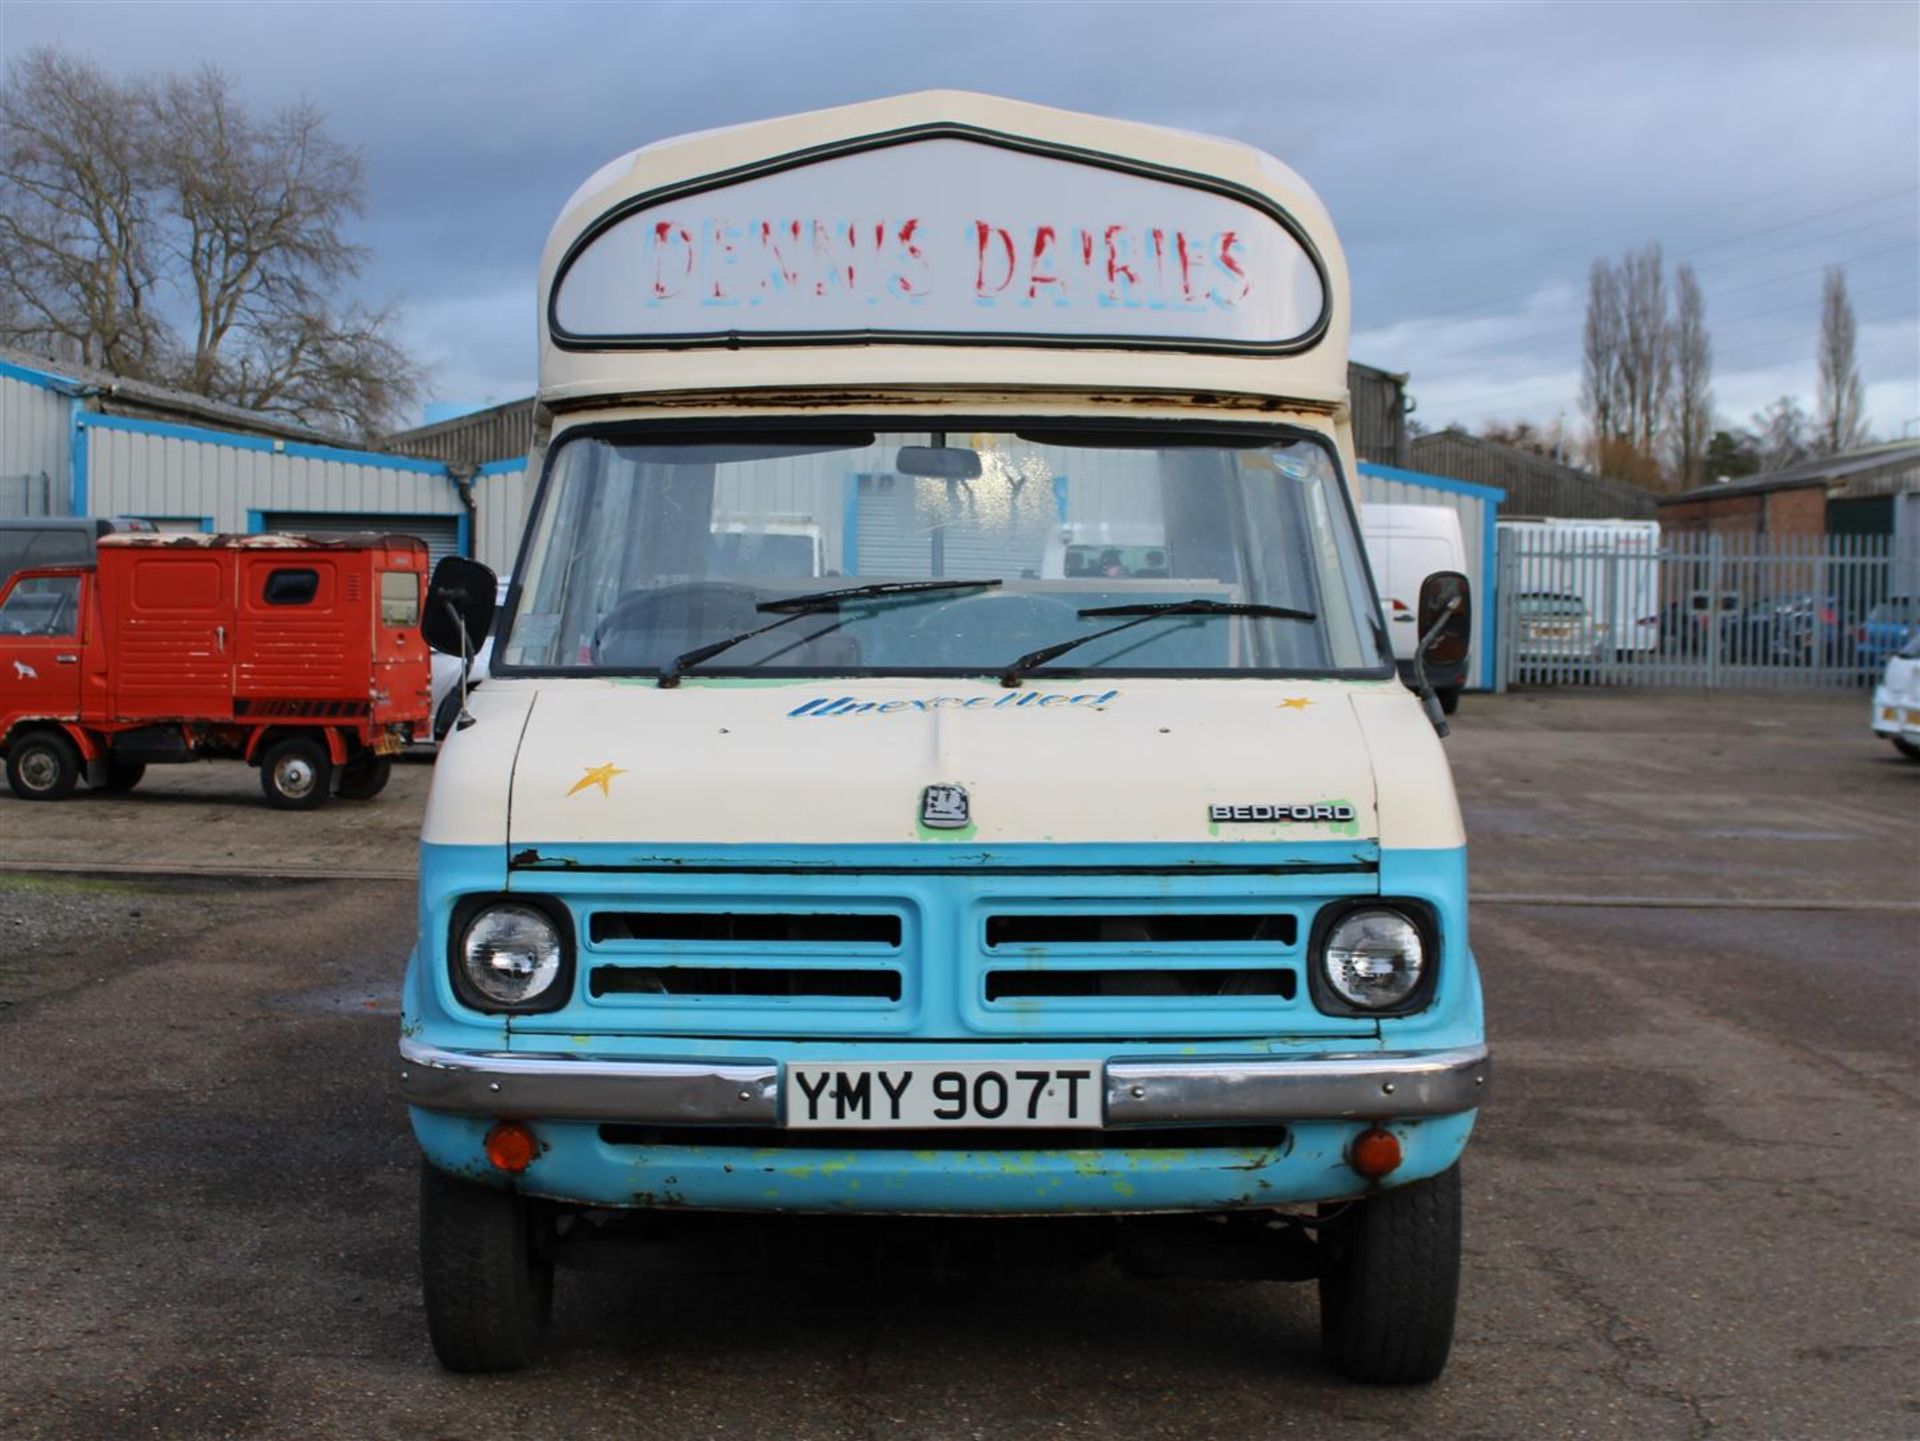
[382,362,1419,471]
[1410,430,1659,520]
[1356,462,1505,692]
[0,352,529,573]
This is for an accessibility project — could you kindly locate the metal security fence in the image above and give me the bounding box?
[1495,528,1920,691]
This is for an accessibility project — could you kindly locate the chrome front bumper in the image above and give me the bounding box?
[397,1039,1489,1129]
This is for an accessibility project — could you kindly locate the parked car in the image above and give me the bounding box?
[1643,590,1740,656]
[1870,633,1920,760]
[1853,595,1915,673]
[430,577,510,740]
[1513,591,1608,669]
[1725,593,1848,667]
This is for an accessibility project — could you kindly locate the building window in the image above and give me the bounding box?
[264,568,320,606]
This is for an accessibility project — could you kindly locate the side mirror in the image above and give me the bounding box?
[423,556,498,657]
[1418,571,1472,667]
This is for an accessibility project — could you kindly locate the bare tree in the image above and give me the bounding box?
[1618,243,1673,460]
[1580,258,1623,452]
[1814,266,1868,456]
[1481,415,1574,464]
[1669,262,1713,489]
[1581,244,1675,486]
[0,49,421,437]
[1752,396,1810,472]
[0,51,165,375]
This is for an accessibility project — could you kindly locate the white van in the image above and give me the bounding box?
[1362,504,1468,713]
[1498,518,1661,658]
[400,91,1488,1385]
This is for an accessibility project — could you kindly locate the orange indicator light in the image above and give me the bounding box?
[1349,1126,1403,1180]
[485,1121,537,1174]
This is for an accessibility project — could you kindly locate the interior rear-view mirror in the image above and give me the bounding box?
[896,445,983,480]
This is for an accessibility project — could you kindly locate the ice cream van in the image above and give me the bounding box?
[399,91,1488,1383]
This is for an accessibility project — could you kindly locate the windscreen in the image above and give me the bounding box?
[500,426,1389,678]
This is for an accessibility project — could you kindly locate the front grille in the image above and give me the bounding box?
[984,968,1296,1001]
[510,873,1376,1042]
[986,913,1297,947]
[591,911,901,946]
[590,965,903,1001]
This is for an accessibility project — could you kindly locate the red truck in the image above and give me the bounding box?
[0,533,431,808]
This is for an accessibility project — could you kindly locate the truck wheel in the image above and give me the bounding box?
[419,1162,553,1373]
[1317,1164,1462,1384]
[433,688,464,742]
[6,731,82,801]
[1894,738,1920,761]
[100,761,146,792]
[1436,686,1461,717]
[336,755,392,800]
[259,737,331,810]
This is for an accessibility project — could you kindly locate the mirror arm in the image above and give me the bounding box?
[443,597,477,733]
[1411,596,1463,739]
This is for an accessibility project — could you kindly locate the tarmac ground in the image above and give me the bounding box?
[0,690,1914,1439]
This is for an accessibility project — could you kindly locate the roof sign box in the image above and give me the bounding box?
[550,132,1328,355]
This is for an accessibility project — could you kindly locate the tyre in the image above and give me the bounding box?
[432,688,464,742]
[99,760,146,792]
[258,736,331,810]
[1318,1164,1462,1384]
[336,755,392,800]
[6,730,82,801]
[419,1162,553,1373]
[1436,686,1461,717]
[1894,738,1920,761]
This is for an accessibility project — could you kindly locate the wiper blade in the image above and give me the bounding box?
[999,599,1318,688]
[755,578,1002,614]
[659,578,1003,687]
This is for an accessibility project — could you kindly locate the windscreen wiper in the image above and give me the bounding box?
[754,578,1001,614]
[998,599,1318,688]
[658,578,1002,687]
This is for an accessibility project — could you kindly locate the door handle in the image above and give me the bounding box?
[215,625,226,650]
[55,654,78,664]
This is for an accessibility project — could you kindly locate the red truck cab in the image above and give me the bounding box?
[0,532,431,807]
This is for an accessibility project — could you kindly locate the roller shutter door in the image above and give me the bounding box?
[262,512,462,566]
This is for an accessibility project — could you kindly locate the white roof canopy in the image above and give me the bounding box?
[538,92,1350,410]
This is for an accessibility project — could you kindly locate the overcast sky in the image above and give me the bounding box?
[7,0,1918,441]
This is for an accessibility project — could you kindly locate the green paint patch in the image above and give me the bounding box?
[915,820,978,841]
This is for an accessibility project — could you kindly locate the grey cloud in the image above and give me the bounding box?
[8,0,1915,431]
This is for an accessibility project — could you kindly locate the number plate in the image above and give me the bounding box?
[786,1061,1101,1130]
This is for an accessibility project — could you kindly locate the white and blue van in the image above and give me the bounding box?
[400,92,1487,1383]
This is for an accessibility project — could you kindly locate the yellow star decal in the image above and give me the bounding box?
[1276,697,1315,711]
[567,762,627,798]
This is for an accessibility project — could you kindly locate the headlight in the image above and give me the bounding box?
[458,903,565,1007]
[1320,908,1427,1010]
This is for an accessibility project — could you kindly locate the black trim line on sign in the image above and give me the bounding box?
[547,120,1334,358]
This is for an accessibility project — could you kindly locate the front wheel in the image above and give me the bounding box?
[419,1163,553,1373]
[1318,1164,1462,1384]
[1436,686,1461,717]
[1894,738,1920,761]
[6,731,82,801]
[258,737,331,810]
